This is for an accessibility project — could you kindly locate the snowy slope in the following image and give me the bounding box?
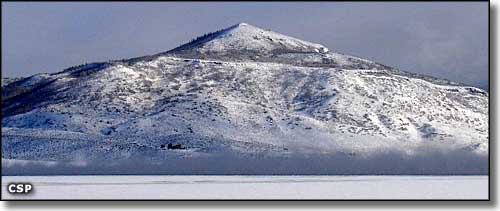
[170,23,328,54]
[1,23,488,174]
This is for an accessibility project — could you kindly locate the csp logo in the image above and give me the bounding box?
[7,183,33,194]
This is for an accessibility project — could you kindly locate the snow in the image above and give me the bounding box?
[167,22,333,63]
[1,55,488,174]
[2,55,488,173]
[1,175,488,200]
[200,23,327,53]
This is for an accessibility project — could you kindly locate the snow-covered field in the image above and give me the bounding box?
[1,175,488,200]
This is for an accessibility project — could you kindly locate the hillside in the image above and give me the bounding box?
[1,23,488,175]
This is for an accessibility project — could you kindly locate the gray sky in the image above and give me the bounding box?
[1,2,489,90]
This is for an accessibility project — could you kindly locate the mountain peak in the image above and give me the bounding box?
[235,22,249,27]
[221,22,261,34]
[168,22,329,56]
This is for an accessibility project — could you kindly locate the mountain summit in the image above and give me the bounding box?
[155,23,396,71]
[169,23,329,55]
[2,23,488,174]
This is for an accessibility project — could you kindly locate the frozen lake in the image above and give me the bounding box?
[1,175,488,200]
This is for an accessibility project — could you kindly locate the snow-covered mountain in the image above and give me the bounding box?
[1,23,488,175]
